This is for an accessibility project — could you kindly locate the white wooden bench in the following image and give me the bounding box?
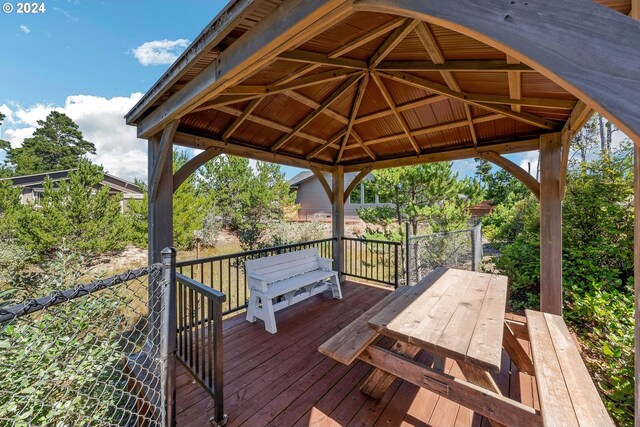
[245,248,341,333]
[526,309,614,427]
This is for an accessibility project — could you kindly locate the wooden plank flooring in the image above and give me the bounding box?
[176,281,539,427]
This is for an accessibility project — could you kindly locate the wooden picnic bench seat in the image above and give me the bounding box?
[526,309,614,427]
[245,248,341,334]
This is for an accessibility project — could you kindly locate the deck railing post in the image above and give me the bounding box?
[161,247,177,427]
[405,221,411,286]
[394,243,399,288]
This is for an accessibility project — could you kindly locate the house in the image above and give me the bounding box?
[289,170,386,221]
[469,200,495,218]
[0,169,144,211]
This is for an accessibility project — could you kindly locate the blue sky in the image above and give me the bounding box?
[0,0,536,182]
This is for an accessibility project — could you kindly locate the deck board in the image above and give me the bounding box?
[176,281,540,427]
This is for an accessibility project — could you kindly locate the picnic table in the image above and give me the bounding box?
[320,268,539,427]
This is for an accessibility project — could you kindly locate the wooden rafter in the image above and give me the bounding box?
[559,101,592,197]
[285,90,348,124]
[380,71,560,129]
[337,74,370,164]
[354,94,447,125]
[353,114,503,148]
[214,104,339,148]
[306,130,347,160]
[222,97,262,141]
[415,21,478,146]
[377,60,533,72]
[351,131,377,160]
[331,17,406,59]
[369,19,419,68]
[507,56,522,113]
[279,50,367,70]
[371,72,421,154]
[271,74,362,152]
[194,68,358,111]
[149,120,179,201]
[478,151,540,199]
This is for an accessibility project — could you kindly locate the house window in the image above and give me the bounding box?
[363,181,376,204]
[349,183,362,204]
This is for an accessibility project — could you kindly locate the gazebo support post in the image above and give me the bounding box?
[539,132,562,315]
[148,133,174,264]
[332,166,345,283]
[634,144,640,427]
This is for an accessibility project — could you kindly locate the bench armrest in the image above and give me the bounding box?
[248,273,270,292]
[319,257,334,271]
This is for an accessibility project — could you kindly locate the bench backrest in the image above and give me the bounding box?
[245,248,323,284]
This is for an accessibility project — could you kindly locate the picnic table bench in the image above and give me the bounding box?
[245,248,341,333]
[320,267,614,426]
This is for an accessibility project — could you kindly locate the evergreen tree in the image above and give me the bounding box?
[4,111,96,174]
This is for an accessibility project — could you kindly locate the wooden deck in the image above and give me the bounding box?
[175,281,539,427]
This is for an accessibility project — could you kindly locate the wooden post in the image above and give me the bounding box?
[148,133,174,264]
[161,247,177,427]
[539,133,563,315]
[332,166,345,283]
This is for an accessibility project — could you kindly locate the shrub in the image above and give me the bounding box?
[263,219,328,247]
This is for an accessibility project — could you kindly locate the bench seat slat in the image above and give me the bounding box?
[526,309,613,427]
[252,270,334,297]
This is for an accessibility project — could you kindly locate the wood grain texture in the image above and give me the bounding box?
[479,151,540,200]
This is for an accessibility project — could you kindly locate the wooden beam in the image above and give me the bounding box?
[354,94,447,125]
[173,147,223,192]
[507,55,522,113]
[356,114,503,147]
[380,71,564,129]
[414,21,478,146]
[214,104,339,148]
[355,0,640,142]
[279,49,367,70]
[136,0,353,138]
[173,131,335,172]
[377,60,533,72]
[368,19,419,68]
[337,74,370,164]
[149,120,179,202]
[273,64,321,86]
[194,68,359,111]
[332,166,345,282]
[330,16,406,58]
[222,97,262,141]
[479,151,540,200]
[343,137,540,172]
[271,74,362,152]
[539,133,563,315]
[147,133,174,264]
[284,90,349,124]
[344,167,371,203]
[371,72,421,154]
[359,345,542,427]
[559,101,593,197]
[311,167,333,203]
[351,131,377,160]
[306,130,347,160]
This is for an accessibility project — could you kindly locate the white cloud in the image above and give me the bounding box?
[0,104,14,124]
[19,25,30,34]
[1,93,148,182]
[132,39,189,66]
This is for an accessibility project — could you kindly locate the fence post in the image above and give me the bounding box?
[405,222,411,286]
[161,247,177,427]
[394,243,399,289]
[471,224,483,272]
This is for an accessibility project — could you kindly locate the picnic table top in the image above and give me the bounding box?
[368,268,508,373]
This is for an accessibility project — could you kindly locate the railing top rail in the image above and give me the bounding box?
[177,237,336,267]
[411,225,480,240]
[176,272,227,303]
[342,236,401,246]
[0,264,162,324]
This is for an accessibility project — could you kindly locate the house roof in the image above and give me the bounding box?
[0,169,144,195]
[126,0,639,175]
[288,171,314,187]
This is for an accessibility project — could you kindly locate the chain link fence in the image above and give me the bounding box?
[407,224,482,285]
[0,264,170,427]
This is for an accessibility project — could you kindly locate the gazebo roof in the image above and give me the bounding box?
[126,0,638,173]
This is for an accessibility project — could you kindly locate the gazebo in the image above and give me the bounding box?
[126,0,640,424]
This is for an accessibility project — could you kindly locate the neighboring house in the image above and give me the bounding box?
[470,200,495,218]
[0,169,144,212]
[289,171,387,221]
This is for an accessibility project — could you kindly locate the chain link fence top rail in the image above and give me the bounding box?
[0,264,167,427]
[408,224,482,285]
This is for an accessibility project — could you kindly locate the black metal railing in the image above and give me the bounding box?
[342,237,400,288]
[176,238,334,315]
[175,273,226,426]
